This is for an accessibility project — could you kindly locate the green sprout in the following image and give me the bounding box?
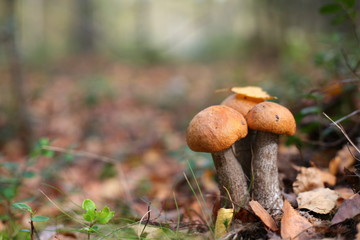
[80,199,115,239]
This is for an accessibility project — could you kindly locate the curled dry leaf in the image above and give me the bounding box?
[281,200,313,240]
[331,194,360,225]
[329,145,357,175]
[297,188,339,214]
[249,200,278,232]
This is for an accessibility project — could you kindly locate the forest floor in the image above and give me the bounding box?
[0,57,359,239]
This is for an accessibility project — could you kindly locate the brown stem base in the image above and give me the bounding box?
[212,147,249,209]
[252,131,283,215]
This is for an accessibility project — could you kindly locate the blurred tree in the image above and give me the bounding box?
[72,0,96,53]
[3,0,33,153]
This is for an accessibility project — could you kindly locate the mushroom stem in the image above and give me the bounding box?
[252,131,283,215]
[212,147,250,209]
[234,130,256,185]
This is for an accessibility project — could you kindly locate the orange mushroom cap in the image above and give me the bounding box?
[245,102,296,136]
[221,94,263,116]
[186,105,248,153]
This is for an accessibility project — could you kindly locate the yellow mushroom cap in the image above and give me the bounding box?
[245,102,296,136]
[221,94,263,116]
[186,105,248,153]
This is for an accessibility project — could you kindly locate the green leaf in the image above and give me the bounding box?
[31,216,49,222]
[82,199,96,212]
[22,171,36,178]
[80,226,98,233]
[82,211,96,222]
[12,203,32,212]
[2,162,18,171]
[3,187,17,200]
[341,0,356,8]
[331,13,348,25]
[30,138,54,158]
[63,153,74,162]
[96,206,114,224]
[319,4,342,14]
[300,106,321,115]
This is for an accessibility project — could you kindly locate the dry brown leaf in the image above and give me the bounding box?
[281,200,313,240]
[249,200,279,231]
[297,188,339,214]
[331,194,360,225]
[293,167,324,194]
[334,187,355,199]
[316,168,336,186]
[329,145,357,175]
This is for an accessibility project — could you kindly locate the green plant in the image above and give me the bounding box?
[80,199,115,240]
[0,138,54,238]
[12,202,49,240]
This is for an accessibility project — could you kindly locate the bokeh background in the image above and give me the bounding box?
[1,0,359,237]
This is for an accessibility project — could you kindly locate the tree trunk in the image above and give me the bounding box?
[73,0,96,53]
[4,0,34,153]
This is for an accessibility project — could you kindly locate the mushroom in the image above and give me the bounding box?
[221,87,277,185]
[245,102,296,215]
[186,105,249,208]
[221,94,262,184]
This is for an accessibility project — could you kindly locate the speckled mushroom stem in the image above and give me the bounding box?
[252,131,283,215]
[234,130,256,185]
[212,147,250,209]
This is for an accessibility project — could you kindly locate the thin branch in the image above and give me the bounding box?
[341,48,360,80]
[323,112,360,154]
[138,206,151,239]
[330,109,360,125]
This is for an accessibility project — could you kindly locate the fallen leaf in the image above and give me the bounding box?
[334,187,355,207]
[249,200,278,231]
[331,194,360,225]
[297,188,339,214]
[316,168,336,186]
[214,208,234,239]
[230,86,277,100]
[293,167,324,194]
[329,145,357,175]
[281,200,313,240]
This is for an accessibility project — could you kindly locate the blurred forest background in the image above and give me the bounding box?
[1,0,360,239]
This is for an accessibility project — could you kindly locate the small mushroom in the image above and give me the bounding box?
[245,102,296,215]
[186,105,250,208]
[221,94,263,184]
[221,88,277,186]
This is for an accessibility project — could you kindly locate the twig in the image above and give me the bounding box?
[341,48,360,80]
[138,208,151,239]
[345,143,360,161]
[330,109,360,125]
[323,112,360,154]
[222,186,235,211]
